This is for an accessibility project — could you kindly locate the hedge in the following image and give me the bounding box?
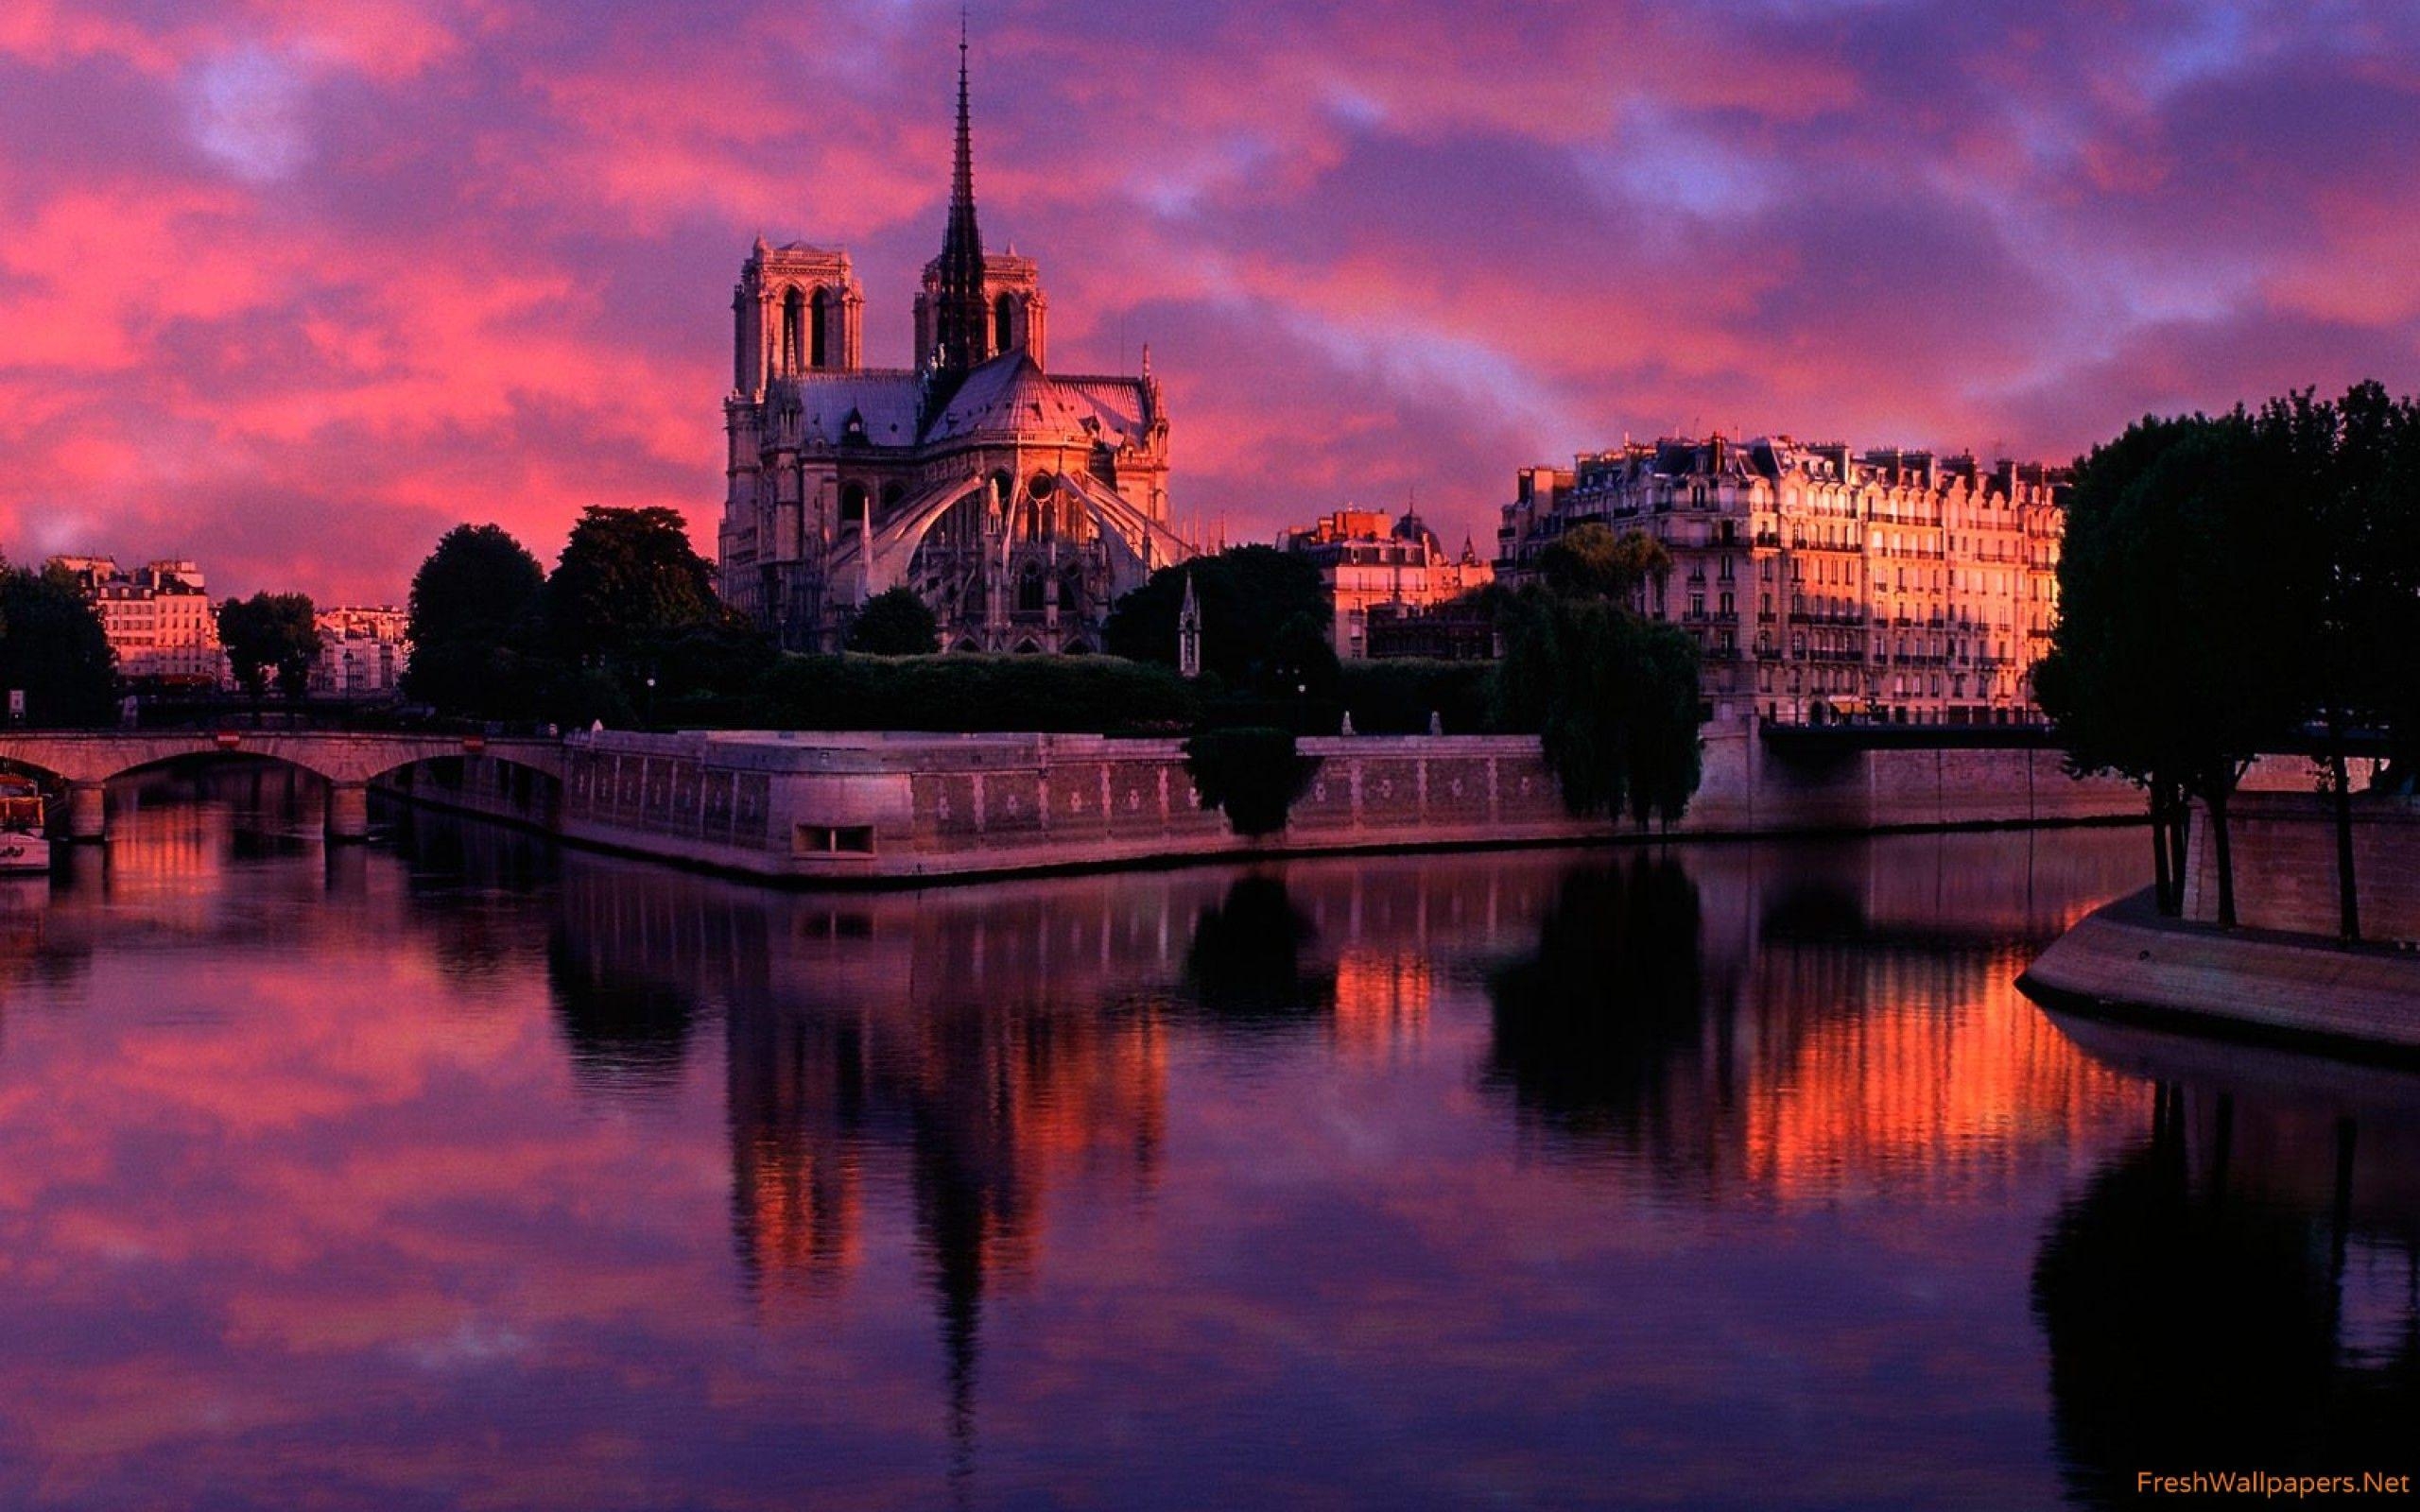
[745,652,1202,733]
[1335,659,1506,734]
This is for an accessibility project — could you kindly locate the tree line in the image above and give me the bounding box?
[406,513,1710,833]
[2038,382,2420,937]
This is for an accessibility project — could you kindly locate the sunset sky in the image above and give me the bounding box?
[2,0,2413,602]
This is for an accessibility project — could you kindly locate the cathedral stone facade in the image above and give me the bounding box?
[717,38,1190,653]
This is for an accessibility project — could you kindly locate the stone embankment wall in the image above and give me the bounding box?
[379,726,2142,883]
[2182,792,2420,947]
[2020,891,2420,1055]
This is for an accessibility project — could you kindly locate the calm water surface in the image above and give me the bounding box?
[1,765,2414,1510]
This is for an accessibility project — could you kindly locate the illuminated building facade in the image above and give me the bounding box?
[1278,507,1493,660]
[308,606,411,700]
[1497,438,2065,725]
[48,556,224,686]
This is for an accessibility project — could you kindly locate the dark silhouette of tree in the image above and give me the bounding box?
[1182,727,1320,836]
[2040,413,2316,925]
[846,586,941,656]
[0,560,115,727]
[544,506,721,664]
[1265,609,1341,704]
[216,592,320,705]
[1623,619,1704,830]
[1494,525,1703,828]
[532,506,768,727]
[1535,522,1670,601]
[2256,383,2420,940]
[1103,545,1330,690]
[403,523,545,717]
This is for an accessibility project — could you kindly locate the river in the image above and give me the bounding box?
[0,764,2412,1510]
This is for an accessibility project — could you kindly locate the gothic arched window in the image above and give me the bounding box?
[780,287,804,374]
[995,292,1016,354]
[808,286,830,369]
[1018,561,1046,614]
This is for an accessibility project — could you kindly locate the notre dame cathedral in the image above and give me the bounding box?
[715,34,1194,653]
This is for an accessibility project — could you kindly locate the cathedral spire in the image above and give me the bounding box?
[931,10,990,376]
[952,9,975,226]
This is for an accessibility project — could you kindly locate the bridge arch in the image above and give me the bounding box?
[0,732,562,843]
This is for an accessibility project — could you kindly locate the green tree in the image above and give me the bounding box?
[845,586,941,656]
[217,592,320,704]
[2374,394,2420,789]
[1537,522,1670,601]
[2037,415,2202,914]
[1183,727,1320,837]
[1104,545,1329,690]
[544,506,720,665]
[1621,621,1704,830]
[404,523,546,716]
[2266,382,2420,940]
[1265,610,1341,705]
[1493,525,1703,829]
[2039,412,2310,926]
[0,561,115,727]
[539,506,768,724]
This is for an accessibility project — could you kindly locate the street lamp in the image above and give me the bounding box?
[645,673,658,731]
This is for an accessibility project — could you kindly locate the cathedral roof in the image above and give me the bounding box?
[776,369,924,444]
[924,352,1145,445]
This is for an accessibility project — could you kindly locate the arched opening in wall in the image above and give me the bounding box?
[1062,639,1090,655]
[954,639,982,655]
[1058,564,1084,617]
[880,481,905,508]
[1017,560,1046,614]
[994,292,1016,354]
[781,287,804,374]
[840,482,870,532]
[1089,442,1117,487]
[808,286,830,368]
[1013,639,1043,655]
[989,470,1013,507]
[733,299,749,388]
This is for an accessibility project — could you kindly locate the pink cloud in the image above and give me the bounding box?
[0,0,2414,601]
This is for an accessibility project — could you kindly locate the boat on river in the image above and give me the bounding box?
[0,776,51,874]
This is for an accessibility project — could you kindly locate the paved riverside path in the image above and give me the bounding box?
[0,730,563,840]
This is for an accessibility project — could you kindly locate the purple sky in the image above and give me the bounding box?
[2,0,2414,601]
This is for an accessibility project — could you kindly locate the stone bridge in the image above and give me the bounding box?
[0,730,565,841]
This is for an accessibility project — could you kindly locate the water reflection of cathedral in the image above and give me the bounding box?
[530,826,2411,1497]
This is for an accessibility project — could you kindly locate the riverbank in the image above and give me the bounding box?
[2018,889,2420,1061]
[376,726,2145,885]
